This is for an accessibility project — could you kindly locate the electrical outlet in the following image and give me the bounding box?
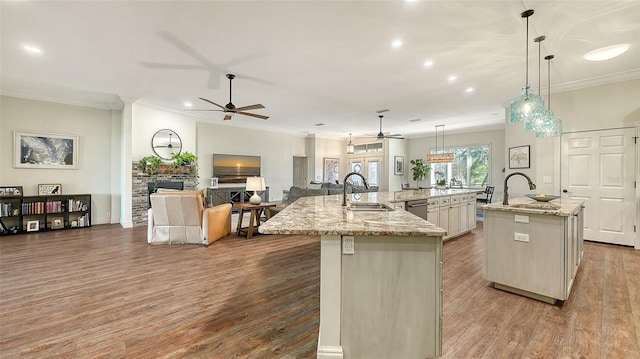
[514,232,529,242]
[343,236,355,255]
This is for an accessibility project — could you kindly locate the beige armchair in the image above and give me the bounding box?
[147,190,232,246]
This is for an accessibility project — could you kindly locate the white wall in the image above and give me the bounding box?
[386,138,408,192]
[0,96,117,225]
[195,122,306,201]
[408,129,505,196]
[131,103,197,159]
[314,137,347,183]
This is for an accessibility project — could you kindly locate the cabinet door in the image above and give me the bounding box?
[459,202,468,232]
[427,208,439,226]
[448,204,460,238]
[467,202,476,230]
[439,206,450,238]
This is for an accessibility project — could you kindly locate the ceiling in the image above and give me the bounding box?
[2,1,639,140]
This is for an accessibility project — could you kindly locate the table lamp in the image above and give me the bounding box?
[246,177,266,204]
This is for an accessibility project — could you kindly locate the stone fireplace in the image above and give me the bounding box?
[131,161,198,227]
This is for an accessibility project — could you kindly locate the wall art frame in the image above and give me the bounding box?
[38,184,62,195]
[14,131,78,169]
[394,156,404,175]
[509,145,530,169]
[26,220,40,232]
[323,157,340,183]
[51,217,65,230]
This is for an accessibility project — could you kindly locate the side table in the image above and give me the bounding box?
[233,202,277,239]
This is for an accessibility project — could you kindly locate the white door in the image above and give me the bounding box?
[349,157,382,187]
[293,156,308,188]
[561,128,636,246]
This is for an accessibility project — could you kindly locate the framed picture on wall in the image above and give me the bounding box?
[394,156,404,175]
[38,184,62,195]
[323,158,340,183]
[14,131,78,169]
[509,145,530,169]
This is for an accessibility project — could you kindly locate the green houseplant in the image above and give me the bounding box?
[171,151,199,179]
[409,159,431,188]
[140,155,164,175]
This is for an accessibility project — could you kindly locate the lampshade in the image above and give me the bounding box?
[246,177,266,191]
[536,55,563,138]
[510,9,545,124]
[246,177,266,204]
[346,133,355,154]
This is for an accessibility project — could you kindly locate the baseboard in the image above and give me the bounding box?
[317,345,343,358]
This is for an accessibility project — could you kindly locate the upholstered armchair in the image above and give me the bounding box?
[147,190,232,246]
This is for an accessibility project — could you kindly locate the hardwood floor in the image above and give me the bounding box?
[1,222,638,358]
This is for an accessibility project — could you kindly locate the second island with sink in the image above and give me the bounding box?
[481,196,585,304]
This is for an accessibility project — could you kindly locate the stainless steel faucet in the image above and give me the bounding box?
[342,172,369,206]
[503,172,537,205]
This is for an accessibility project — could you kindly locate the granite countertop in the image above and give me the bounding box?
[480,197,584,216]
[259,192,447,237]
[383,188,479,203]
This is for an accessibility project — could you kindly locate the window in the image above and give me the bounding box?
[430,145,489,187]
[353,142,383,154]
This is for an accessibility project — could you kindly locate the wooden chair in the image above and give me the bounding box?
[476,186,495,204]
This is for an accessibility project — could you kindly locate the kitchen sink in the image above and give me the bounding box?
[347,202,394,212]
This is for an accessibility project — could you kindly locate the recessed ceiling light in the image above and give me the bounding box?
[448,75,457,82]
[22,45,43,54]
[183,101,193,108]
[423,60,434,68]
[391,39,403,48]
[584,44,630,61]
[465,87,475,93]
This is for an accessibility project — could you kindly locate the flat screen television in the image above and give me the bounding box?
[212,154,261,184]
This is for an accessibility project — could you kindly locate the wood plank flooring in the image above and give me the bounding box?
[1,222,639,358]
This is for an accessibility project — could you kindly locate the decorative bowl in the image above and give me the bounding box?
[526,194,560,202]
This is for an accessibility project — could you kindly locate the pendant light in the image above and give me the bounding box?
[509,9,545,124]
[426,125,454,163]
[524,35,548,132]
[346,133,355,154]
[536,55,563,138]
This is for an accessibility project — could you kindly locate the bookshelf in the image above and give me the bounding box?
[0,190,91,235]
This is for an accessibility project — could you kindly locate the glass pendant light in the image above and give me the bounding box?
[346,133,355,154]
[536,55,563,138]
[524,35,548,132]
[510,9,545,123]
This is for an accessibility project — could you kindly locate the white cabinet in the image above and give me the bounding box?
[467,194,476,230]
[426,198,439,226]
[459,195,469,232]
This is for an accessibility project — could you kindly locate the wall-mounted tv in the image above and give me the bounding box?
[212,154,261,184]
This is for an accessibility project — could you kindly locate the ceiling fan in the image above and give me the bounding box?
[366,115,405,140]
[191,74,269,121]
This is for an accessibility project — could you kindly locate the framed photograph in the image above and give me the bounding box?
[323,157,340,183]
[14,131,78,169]
[0,186,22,197]
[51,217,65,230]
[38,184,62,195]
[509,145,530,169]
[26,220,39,232]
[394,156,404,175]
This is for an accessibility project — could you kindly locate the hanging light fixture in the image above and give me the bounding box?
[536,55,563,138]
[346,133,355,154]
[426,125,454,163]
[524,35,548,132]
[509,9,545,124]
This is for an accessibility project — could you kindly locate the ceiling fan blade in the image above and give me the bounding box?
[236,111,269,120]
[184,108,223,112]
[234,104,265,111]
[223,114,233,121]
[386,136,405,140]
[199,97,226,109]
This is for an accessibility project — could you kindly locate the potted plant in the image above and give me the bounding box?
[409,159,431,188]
[171,151,199,179]
[139,155,164,175]
[434,170,446,188]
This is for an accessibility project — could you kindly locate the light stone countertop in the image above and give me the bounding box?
[480,197,584,216]
[259,192,452,237]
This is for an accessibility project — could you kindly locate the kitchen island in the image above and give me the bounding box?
[481,197,585,304]
[260,192,446,359]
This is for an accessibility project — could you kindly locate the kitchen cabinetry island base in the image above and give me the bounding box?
[494,283,558,304]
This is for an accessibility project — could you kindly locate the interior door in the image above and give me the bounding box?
[293,156,308,188]
[561,128,636,246]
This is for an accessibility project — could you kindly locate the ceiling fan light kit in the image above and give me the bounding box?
[373,115,405,140]
[509,9,545,124]
[426,125,454,164]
